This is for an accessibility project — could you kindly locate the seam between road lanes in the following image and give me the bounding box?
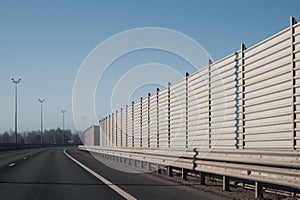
[63,149,137,200]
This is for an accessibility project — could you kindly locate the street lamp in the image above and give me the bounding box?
[61,109,66,144]
[38,99,45,146]
[11,78,21,146]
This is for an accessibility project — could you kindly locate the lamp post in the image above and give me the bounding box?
[38,99,45,146]
[11,78,21,146]
[61,109,66,144]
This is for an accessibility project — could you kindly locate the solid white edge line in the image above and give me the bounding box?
[9,163,16,167]
[63,148,137,200]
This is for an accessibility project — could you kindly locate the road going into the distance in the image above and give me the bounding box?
[0,147,225,200]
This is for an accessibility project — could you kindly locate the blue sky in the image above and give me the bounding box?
[0,0,299,133]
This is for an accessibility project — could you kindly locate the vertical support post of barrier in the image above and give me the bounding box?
[291,189,297,199]
[185,72,189,148]
[241,44,246,149]
[199,172,206,185]
[100,119,103,146]
[168,82,171,148]
[140,97,143,147]
[223,176,230,191]
[108,115,111,146]
[105,117,108,146]
[235,50,239,149]
[208,59,212,149]
[167,166,173,176]
[112,113,114,146]
[115,110,118,147]
[141,160,143,169]
[132,101,134,147]
[157,88,160,148]
[157,163,161,174]
[182,168,187,180]
[291,16,297,150]
[121,108,123,147]
[255,182,263,199]
[126,105,128,147]
[148,93,151,147]
[100,119,102,146]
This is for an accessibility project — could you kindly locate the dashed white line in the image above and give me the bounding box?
[9,163,16,167]
[63,149,137,200]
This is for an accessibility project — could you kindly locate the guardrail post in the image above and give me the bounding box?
[291,16,297,150]
[255,181,263,199]
[185,72,189,148]
[182,168,187,180]
[167,166,173,176]
[199,172,206,185]
[291,189,297,198]
[157,163,161,174]
[147,162,151,171]
[222,176,230,191]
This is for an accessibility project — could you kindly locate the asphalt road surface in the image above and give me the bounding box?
[0,147,226,200]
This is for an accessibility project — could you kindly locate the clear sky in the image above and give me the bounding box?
[0,0,299,133]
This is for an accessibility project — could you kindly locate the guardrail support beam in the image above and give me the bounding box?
[182,168,187,180]
[147,162,151,171]
[223,176,230,191]
[255,181,263,200]
[167,166,173,176]
[157,164,161,174]
[199,172,206,185]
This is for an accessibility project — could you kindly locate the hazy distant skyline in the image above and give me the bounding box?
[1,0,299,132]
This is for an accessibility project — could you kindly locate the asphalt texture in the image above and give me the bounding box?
[0,147,226,200]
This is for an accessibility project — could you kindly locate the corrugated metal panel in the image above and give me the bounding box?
[169,81,186,148]
[127,105,133,147]
[141,98,148,147]
[149,94,158,147]
[97,20,300,151]
[158,89,169,148]
[133,101,141,147]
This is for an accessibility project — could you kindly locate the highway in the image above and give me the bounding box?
[0,147,225,200]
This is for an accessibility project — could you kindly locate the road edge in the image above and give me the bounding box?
[63,148,137,200]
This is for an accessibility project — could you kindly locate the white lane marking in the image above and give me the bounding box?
[63,149,137,200]
[9,163,16,167]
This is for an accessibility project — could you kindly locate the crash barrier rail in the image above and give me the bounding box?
[79,145,300,199]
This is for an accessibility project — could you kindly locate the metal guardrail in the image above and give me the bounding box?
[80,145,300,198]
